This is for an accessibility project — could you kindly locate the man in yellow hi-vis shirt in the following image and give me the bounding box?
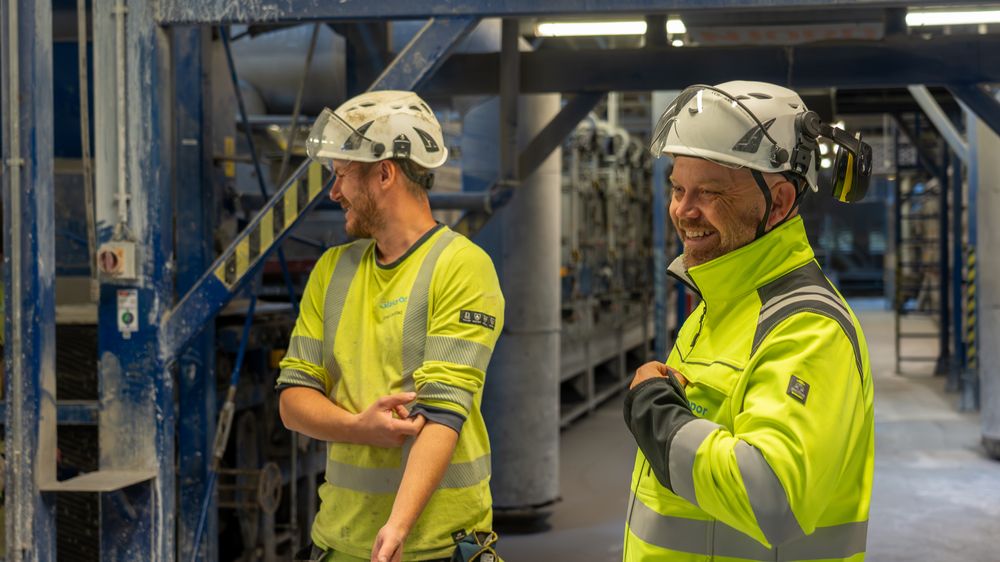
[623,81,876,561]
[276,90,504,562]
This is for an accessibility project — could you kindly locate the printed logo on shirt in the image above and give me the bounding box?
[379,296,408,310]
[689,401,709,417]
[459,310,496,330]
[787,375,810,405]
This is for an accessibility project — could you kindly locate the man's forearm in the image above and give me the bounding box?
[279,387,357,442]
[386,422,459,534]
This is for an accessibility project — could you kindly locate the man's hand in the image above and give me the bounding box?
[371,522,407,562]
[352,393,426,448]
[630,361,688,389]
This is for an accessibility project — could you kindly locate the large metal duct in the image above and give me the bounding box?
[973,113,1000,457]
[229,24,346,115]
[450,19,563,518]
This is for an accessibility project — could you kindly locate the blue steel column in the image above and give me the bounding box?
[950,150,965,386]
[93,0,175,559]
[1,0,58,559]
[652,155,668,360]
[174,26,217,562]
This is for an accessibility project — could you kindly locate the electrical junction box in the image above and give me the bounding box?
[97,241,138,281]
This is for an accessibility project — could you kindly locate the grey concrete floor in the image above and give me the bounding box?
[500,304,1000,561]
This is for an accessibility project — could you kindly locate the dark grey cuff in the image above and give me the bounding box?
[410,403,466,434]
[623,376,697,492]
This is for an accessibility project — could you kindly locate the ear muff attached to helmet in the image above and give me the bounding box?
[793,111,873,204]
[830,133,873,203]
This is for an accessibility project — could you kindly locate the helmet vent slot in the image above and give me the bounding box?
[748,92,773,99]
[359,102,375,107]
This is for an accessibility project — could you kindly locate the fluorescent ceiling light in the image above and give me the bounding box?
[535,21,646,37]
[667,18,687,34]
[906,9,1000,26]
[534,18,686,37]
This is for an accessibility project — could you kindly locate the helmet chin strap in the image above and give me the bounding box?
[751,170,772,240]
[751,169,807,240]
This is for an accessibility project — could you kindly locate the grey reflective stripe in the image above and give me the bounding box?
[758,293,850,328]
[418,381,474,413]
[276,368,325,392]
[322,240,371,396]
[400,230,460,389]
[325,453,490,494]
[753,261,864,381]
[668,418,721,506]
[627,499,868,560]
[424,335,493,372]
[759,285,846,321]
[735,440,805,546]
[287,335,323,365]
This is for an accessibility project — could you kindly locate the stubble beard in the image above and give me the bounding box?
[679,207,761,268]
[344,184,386,239]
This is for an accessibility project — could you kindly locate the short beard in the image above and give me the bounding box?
[345,182,386,239]
[680,205,760,268]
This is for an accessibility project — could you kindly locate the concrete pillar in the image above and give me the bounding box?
[974,116,1000,456]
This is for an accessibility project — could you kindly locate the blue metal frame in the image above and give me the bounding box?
[652,155,669,360]
[162,162,329,357]
[2,0,59,558]
[369,16,479,92]
[157,0,979,24]
[93,0,175,559]
[173,25,218,562]
[423,36,1000,96]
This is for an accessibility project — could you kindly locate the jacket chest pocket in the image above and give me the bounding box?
[672,360,742,428]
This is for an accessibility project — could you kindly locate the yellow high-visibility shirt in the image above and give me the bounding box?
[276,224,504,560]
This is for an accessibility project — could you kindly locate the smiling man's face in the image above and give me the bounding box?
[668,156,777,268]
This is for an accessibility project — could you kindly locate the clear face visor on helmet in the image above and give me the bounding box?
[306,107,387,170]
[649,85,786,170]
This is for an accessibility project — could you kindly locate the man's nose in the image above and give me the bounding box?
[329,176,343,202]
[672,191,701,219]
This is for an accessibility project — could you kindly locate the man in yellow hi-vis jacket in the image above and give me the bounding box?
[623,81,876,561]
[276,90,504,562]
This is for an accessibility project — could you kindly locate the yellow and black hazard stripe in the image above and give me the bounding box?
[966,246,977,370]
[215,162,325,288]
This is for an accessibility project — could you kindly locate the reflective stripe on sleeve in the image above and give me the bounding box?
[325,453,491,494]
[286,335,323,365]
[667,418,721,506]
[627,498,867,560]
[734,440,805,547]
[424,335,493,372]
[418,381,474,413]
[275,368,325,393]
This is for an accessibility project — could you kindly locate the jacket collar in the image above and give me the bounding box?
[667,216,815,303]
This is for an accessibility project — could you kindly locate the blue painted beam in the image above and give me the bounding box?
[158,0,980,24]
[948,84,1000,140]
[162,162,330,358]
[422,35,1000,95]
[2,0,59,559]
[368,16,479,92]
[92,0,175,559]
[172,25,218,562]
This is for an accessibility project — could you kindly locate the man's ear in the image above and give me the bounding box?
[377,160,396,191]
[767,179,799,229]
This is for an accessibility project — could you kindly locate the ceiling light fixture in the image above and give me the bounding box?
[906,9,1000,26]
[534,18,687,37]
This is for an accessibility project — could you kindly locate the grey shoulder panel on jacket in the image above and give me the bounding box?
[753,261,864,381]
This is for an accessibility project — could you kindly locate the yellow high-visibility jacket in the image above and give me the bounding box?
[624,217,874,561]
[276,224,504,561]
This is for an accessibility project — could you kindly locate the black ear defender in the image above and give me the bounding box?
[792,111,873,203]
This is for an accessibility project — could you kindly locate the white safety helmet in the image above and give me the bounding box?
[306,90,448,170]
[650,80,819,192]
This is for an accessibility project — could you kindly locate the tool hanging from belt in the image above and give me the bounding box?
[450,530,502,562]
